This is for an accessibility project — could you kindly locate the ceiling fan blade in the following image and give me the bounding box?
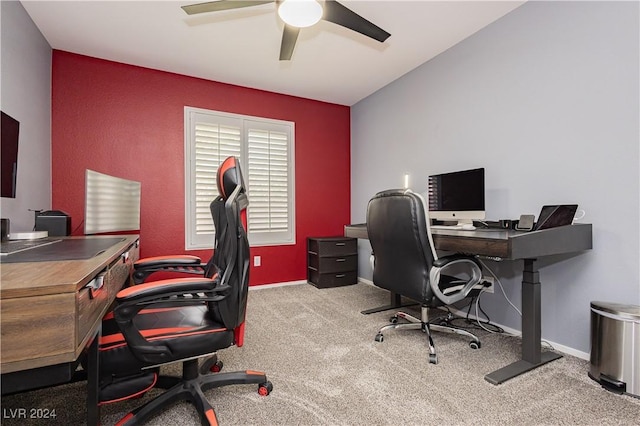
[182,0,274,15]
[280,24,300,61]
[322,0,390,43]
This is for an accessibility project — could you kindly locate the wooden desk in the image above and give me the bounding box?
[344,223,593,385]
[0,235,140,424]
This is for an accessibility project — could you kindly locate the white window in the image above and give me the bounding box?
[184,107,295,249]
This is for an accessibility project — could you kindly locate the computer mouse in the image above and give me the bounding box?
[461,224,476,231]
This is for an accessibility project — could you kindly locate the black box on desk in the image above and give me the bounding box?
[35,210,71,236]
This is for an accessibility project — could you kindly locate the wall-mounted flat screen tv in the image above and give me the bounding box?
[1,111,20,198]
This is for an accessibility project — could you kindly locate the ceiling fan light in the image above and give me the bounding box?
[278,0,323,28]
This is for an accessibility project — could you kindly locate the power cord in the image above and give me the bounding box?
[469,293,504,333]
[437,298,504,334]
[472,289,506,333]
[71,219,85,236]
[478,258,521,316]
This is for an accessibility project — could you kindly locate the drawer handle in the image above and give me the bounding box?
[335,258,346,262]
[85,275,105,300]
[335,242,346,246]
[335,274,346,278]
[121,251,130,263]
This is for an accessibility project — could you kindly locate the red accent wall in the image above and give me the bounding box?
[51,51,351,286]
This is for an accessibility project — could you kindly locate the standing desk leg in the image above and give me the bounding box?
[87,325,101,425]
[484,259,562,385]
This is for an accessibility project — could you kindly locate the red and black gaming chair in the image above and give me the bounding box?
[98,156,271,425]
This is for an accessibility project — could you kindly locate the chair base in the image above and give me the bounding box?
[114,359,272,426]
[374,306,480,365]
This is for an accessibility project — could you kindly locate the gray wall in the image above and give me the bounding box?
[0,1,52,232]
[351,1,639,356]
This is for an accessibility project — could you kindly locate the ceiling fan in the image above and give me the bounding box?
[181,0,391,60]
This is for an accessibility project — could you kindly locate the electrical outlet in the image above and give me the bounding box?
[254,256,261,267]
[481,276,495,293]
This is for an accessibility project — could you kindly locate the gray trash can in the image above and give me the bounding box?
[589,301,640,398]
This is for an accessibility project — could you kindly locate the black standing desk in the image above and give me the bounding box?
[344,223,593,385]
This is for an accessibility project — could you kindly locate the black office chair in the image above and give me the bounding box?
[367,189,485,364]
[97,156,272,425]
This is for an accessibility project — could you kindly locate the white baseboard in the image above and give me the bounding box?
[358,277,374,286]
[249,280,307,290]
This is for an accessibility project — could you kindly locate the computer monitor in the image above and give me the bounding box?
[427,167,485,226]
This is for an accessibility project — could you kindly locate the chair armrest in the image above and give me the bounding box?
[117,277,222,302]
[132,255,206,284]
[134,255,202,269]
[433,253,482,269]
[112,274,229,364]
[429,254,483,305]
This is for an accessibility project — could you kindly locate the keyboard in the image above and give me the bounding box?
[430,225,463,230]
[0,239,61,255]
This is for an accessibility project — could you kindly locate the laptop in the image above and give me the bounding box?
[534,204,578,231]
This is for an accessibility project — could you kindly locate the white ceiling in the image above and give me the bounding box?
[21,1,525,106]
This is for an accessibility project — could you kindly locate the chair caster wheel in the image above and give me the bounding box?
[374,333,384,342]
[469,341,481,350]
[429,354,438,364]
[200,356,223,374]
[389,315,398,324]
[258,381,273,396]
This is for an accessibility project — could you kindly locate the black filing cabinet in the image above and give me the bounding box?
[307,237,358,288]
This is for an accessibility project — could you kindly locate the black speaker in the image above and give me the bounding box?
[1,218,9,241]
[35,210,71,236]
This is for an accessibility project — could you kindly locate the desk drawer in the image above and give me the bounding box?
[308,238,357,257]
[0,293,75,371]
[107,241,139,299]
[308,270,357,289]
[77,240,139,346]
[308,254,357,273]
[77,271,111,347]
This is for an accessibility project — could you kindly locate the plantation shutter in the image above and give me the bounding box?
[193,122,241,235]
[185,107,295,249]
[186,111,242,248]
[246,122,292,245]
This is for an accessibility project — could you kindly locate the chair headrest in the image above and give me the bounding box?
[217,156,246,200]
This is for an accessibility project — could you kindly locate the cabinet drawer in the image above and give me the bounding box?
[308,254,357,273]
[308,238,356,257]
[308,270,357,289]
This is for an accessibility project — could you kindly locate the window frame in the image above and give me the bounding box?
[184,106,296,250]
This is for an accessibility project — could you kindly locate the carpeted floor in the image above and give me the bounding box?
[2,282,639,425]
